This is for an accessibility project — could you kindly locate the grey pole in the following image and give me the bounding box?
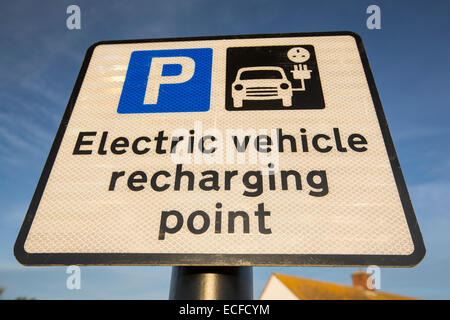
[169,266,253,300]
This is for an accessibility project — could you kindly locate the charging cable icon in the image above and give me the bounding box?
[287,47,312,91]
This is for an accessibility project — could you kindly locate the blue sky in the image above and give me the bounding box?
[1,0,450,299]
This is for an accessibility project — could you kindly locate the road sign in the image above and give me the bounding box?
[15,32,425,266]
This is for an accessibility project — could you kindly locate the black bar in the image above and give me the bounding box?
[169,266,253,300]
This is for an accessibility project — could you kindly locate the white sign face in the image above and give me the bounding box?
[15,32,425,266]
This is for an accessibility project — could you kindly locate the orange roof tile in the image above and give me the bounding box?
[272,273,416,300]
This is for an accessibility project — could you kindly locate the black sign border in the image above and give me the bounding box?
[14,31,426,267]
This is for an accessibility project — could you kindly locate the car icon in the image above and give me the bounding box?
[232,66,293,108]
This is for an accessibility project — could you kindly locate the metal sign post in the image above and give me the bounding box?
[169,266,253,300]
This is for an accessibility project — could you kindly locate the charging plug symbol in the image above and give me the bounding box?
[287,47,312,91]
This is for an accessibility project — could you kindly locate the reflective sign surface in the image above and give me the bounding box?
[15,32,425,266]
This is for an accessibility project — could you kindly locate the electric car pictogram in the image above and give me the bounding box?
[231,66,293,108]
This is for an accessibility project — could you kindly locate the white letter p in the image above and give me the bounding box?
[144,57,195,105]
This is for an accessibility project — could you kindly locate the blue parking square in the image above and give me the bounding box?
[118,48,213,114]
